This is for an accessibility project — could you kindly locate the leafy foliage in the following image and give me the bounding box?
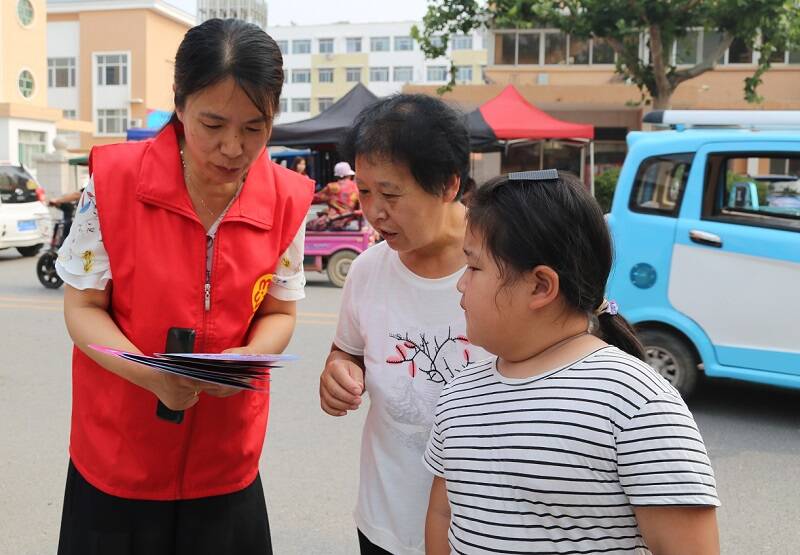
[412,0,800,107]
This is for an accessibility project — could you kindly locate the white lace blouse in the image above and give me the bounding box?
[55,177,306,301]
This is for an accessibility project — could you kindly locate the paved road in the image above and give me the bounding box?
[0,248,798,554]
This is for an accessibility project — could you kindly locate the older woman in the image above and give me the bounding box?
[55,19,312,555]
[319,95,490,555]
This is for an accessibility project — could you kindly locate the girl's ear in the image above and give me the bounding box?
[527,265,560,311]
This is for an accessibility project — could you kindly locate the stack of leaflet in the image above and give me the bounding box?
[90,345,297,391]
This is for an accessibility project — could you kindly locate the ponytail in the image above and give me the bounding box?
[596,313,645,360]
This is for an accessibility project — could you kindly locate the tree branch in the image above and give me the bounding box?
[673,32,734,86]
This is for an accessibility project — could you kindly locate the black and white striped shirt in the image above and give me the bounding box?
[423,347,719,555]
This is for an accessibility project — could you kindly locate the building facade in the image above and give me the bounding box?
[0,0,91,169]
[407,27,800,178]
[267,21,488,124]
[197,0,267,30]
[46,0,194,151]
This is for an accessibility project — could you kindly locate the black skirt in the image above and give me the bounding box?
[57,460,272,555]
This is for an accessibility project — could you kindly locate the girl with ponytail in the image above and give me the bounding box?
[423,170,720,555]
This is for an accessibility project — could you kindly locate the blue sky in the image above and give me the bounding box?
[167,0,431,25]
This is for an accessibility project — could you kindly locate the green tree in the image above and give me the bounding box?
[411,0,800,108]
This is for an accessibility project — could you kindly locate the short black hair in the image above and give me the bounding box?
[340,94,470,199]
[170,18,283,124]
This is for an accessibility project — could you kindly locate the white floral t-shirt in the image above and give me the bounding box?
[56,177,306,300]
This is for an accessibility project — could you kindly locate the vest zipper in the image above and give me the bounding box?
[204,281,211,311]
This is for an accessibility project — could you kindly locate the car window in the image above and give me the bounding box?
[705,154,800,232]
[0,166,39,204]
[629,153,693,216]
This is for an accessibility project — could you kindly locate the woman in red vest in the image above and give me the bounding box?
[54,19,313,555]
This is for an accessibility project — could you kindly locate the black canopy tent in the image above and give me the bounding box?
[269,83,378,148]
[269,84,378,187]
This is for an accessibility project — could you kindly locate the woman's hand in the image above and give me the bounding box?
[149,372,203,410]
[320,344,365,416]
[197,346,254,398]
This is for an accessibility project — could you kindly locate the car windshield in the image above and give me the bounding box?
[0,165,39,204]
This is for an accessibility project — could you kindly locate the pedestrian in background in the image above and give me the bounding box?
[291,155,308,176]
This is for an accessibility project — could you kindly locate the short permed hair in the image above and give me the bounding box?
[339,94,470,199]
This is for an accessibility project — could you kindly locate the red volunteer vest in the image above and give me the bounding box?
[69,124,313,500]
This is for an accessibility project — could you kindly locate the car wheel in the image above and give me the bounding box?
[326,250,357,288]
[36,251,64,289]
[17,244,43,257]
[638,328,700,398]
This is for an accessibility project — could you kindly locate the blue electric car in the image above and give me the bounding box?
[606,110,800,397]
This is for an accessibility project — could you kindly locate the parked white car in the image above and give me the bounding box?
[0,164,51,257]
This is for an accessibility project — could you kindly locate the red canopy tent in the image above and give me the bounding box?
[466,85,596,192]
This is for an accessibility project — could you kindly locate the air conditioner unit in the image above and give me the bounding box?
[129,118,142,128]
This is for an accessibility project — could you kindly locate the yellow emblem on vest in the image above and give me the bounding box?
[251,274,273,312]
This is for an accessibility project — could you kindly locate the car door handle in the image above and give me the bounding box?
[689,229,723,248]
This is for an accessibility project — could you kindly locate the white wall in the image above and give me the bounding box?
[1,117,56,170]
[0,119,9,162]
[47,21,81,118]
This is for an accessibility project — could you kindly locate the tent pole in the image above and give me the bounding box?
[539,141,544,169]
[589,140,596,197]
[579,144,586,185]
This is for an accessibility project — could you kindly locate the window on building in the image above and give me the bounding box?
[427,66,448,82]
[292,69,311,83]
[765,46,786,63]
[48,58,76,88]
[18,130,46,169]
[544,32,567,64]
[430,36,444,49]
[394,36,413,51]
[371,37,390,52]
[291,98,310,112]
[96,54,128,86]
[17,0,34,26]
[592,38,616,64]
[292,40,311,54]
[455,65,473,82]
[727,37,753,64]
[318,68,334,83]
[495,33,516,65]
[452,35,473,50]
[369,67,389,82]
[346,37,362,53]
[569,37,590,64]
[702,30,726,65]
[518,33,540,64]
[276,40,288,54]
[18,70,34,98]
[62,109,77,119]
[318,97,334,112]
[97,108,129,135]
[675,30,701,65]
[346,67,362,82]
[319,38,334,53]
[393,66,413,82]
[279,98,288,113]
